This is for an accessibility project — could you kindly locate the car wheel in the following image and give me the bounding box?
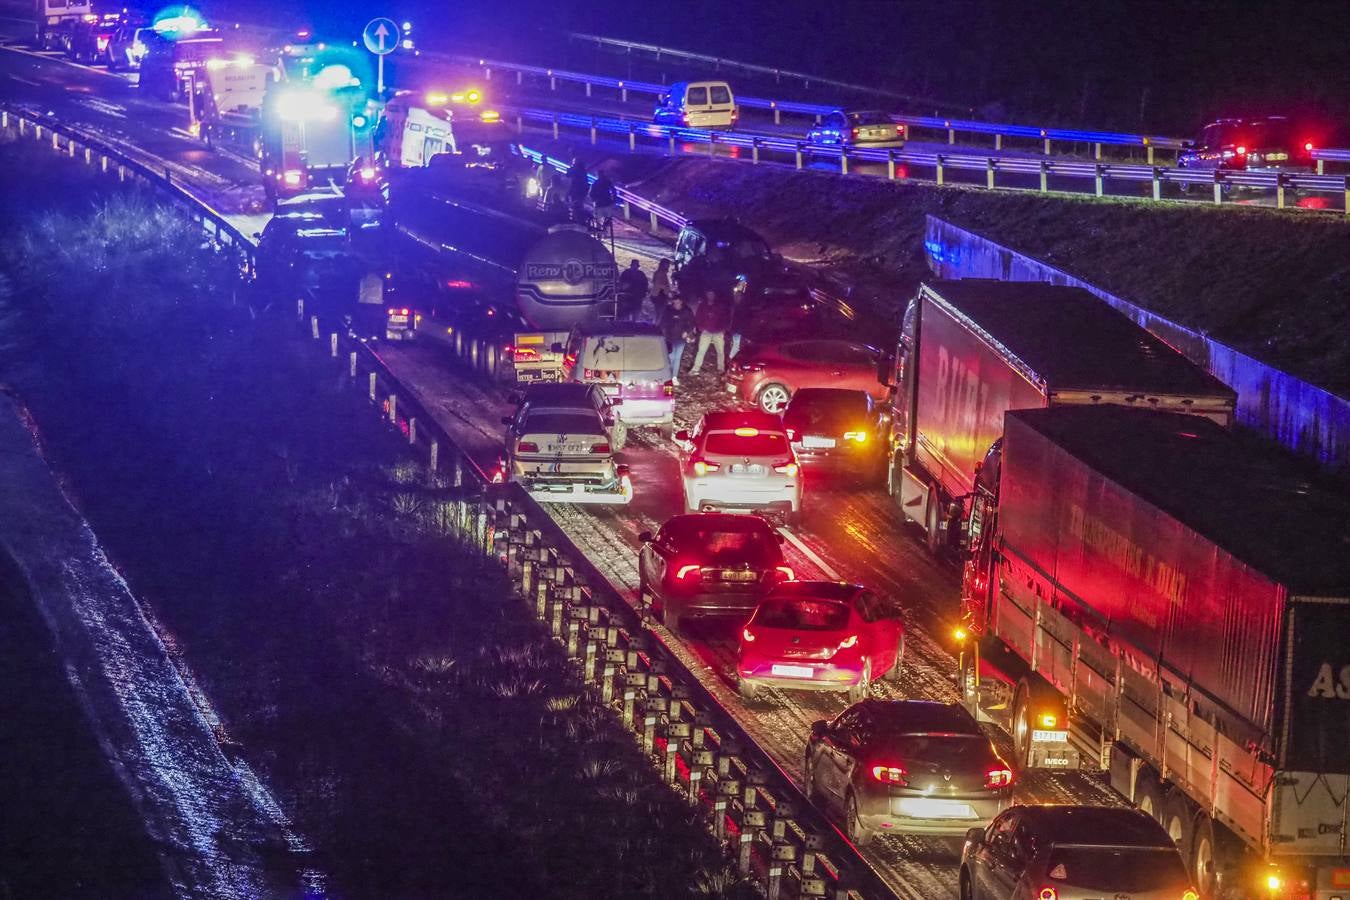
[1162,790,1195,862]
[845,791,873,847]
[737,677,760,701]
[959,868,975,900]
[659,422,675,441]
[756,383,790,414]
[784,507,804,529]
[804,753,823,804]
[611,420,627,451]
[847,661,871,703]
[663,603,683,634]
[883,635,904,682]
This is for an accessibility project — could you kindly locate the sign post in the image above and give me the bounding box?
[362,17,399,96]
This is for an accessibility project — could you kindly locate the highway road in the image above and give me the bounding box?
[0,25,1128,900]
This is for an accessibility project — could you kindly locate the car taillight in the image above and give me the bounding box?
[984,766,1015,789]
[360,166,376,180]
[564,353,577,367]
[1036,888,1057,900]
[1236,145,1247,155]
[590,442,610,454]
[676,564,702,580]
[838,634,859,650]
[692,460,720,476]
[851,128,859,138]
[843,431,868,443]
[774,461,799,476]
[663,379,675,397]
[741,627,755,642]
[773,565,795,581]
[1304,141,1314,152]
[513,347,539,360]
[400,308,409,315]
[517,441,539,453]
[870,765,907,785]
[786,428,798,441]
[1182,891,1199,900]
[898,124,906,137]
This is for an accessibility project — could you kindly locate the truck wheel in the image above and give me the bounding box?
[1011,681,1032,766]
[1191,813,1218,897]
[1134,769,1167,824]
[924,487,943,555]
[1162,791,1195,863]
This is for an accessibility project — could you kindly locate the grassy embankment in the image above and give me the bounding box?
[0,135,755,899]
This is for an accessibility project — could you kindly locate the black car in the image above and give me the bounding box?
[805,699,1013,845]
[672,218,796,299]
[1176,116,1316,178]
[254,211,353,303]
[783,388,884,478]
[637,513,792,632]
[960,805,1195,900]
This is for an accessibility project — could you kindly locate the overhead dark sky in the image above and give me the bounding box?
[194,0,1350,136]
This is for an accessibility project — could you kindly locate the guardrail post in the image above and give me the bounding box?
[33,124,41,140]
[1094,141,1102,160]
[84,147,92,164]
[1,111,6,128]
[668,133,675,153]
[118,164,125,182]
[1039,160,1048,193]
[387,393,397,425]
[1147,144,1155,165]
[296,298,304,321]
[1043,135,1051,155]
[622,198,631,219]
[310,315,319,339]
[1094,163,1104,197]
[1276,173,1287,209]
[986,157,995,189]
[1152,167,1162,201]
[936,154,945,186]
[552,116,559,139]
[584,82,592,98]
[52,132,59,150]
[995,133,1002,151]
[589,118,597,145]
[751,137,759,165]
[1344,176,1349,216]
[549,74,556,90]
[349,351,357,378]
[773,105,781,125]
[68,139,76,158]
[708,132,716,156]
[795,143,803,170]
[484,67,492,81]
[329,333,338,357]
[1213,172,1223,205]
[628,123,635,151]
[515,115,523,133]
[839,150,848,175]
[649,209,659,232]
[408,417,417,446]
[947,126,955,145]
[368,372,377,401]
[516,69,522,85]
[429,440,439,471]
[620,85,628,102]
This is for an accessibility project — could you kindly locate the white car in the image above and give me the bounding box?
[497,405,632,504]
[510,382,627,450]
[677,411,802,522]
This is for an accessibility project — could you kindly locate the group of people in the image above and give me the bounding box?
[615,258,750,385]
[534,156,618,229]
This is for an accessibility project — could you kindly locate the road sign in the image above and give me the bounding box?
[362,17,399,56]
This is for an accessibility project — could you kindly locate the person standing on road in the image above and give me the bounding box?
[728,274,749,361]
[660,293,695,384]
[651,258,673,304]
[690,287,730,375]
[567,158,589,222]
[617,259,649,320]
[589,170,618,226]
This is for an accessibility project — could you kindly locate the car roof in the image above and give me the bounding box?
[699,410,786,432]
[576,322,663,339]
[1017,806,1174,847]
[858,699,983,735]
[768,580,862,602]
[683,218,767,244]
[664,513,774,534]
[521,383,597,404]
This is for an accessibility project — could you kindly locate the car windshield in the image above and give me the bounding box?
[722,238,771,261]
[704,431,789,456]
[847,111,891,125]
[677,527,779,564]
[581,337,669,375]
[754,598,849,631]
[1045,846,1189,892]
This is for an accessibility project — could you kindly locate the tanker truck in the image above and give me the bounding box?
[882,280,1237,555]
[958,404,1350,900]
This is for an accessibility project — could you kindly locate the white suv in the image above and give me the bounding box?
[678,411,802,522]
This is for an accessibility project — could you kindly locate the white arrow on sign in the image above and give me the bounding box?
[362,17,399,56]
[374,21,389,51]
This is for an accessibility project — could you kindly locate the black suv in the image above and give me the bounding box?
[672,218,801,300]
[1176,116,1315,176]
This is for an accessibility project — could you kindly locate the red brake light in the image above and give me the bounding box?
[773,565,795,581]
[564,353,577,367]
[387,308,396,315]
[516,441,539,453]
[741,627,756,642]
[1037,888,1057,900]
[851,128,860,138]
[513,347,540,360]
[984,766,1015,789]
[663,379,675,397]
[870,765,907,785]
[400,308,409,316]
[1304,141,1314,152]
[589,442,610,454]
[676,564,702,581]
[774,461,800,476]
[1236,145,1247,155]
[692,459,720,476]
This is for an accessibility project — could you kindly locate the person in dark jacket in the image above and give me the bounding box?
[690,288,730,375]
[567,159,589,220]
[589,171,617,224]
[617,259,649,320]
[660,293,695,383]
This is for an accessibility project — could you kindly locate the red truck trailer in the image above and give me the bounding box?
[960,404,1350,899]
[883,279,1237,554]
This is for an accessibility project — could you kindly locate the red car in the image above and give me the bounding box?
[725,338,884,414]
[736,581,905,702]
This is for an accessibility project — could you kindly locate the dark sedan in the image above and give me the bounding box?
[783,388,885,478]
[806,699,1013,844]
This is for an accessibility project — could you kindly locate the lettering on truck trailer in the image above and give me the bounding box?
[1306,663,1350,699]
[525,260,616,285]
[1067,502,1190,612]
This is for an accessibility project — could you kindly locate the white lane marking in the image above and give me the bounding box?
[777,526,841,580]
[0,41,125,79]
[9,74,39,86]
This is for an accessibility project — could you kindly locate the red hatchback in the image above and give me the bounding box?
[736,581,904,702]
[725,339,884,414]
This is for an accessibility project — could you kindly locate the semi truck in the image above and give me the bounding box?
[958,405,1350,900]
[32,0,92,50]
[883,279,1237,554]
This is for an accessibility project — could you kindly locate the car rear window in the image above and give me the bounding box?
[687,86,708,105]
[710,85,731,104]
[581,336,669,376]
[1045,846,1189,892]
[848,111,891,125]
[679,528,778,564]
[787,392,871,431]
[521,413,602,436]
[755,599,849,631]
[704,431,789,456]
[870,734,992,769]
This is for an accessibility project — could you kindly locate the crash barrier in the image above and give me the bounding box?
[0,106,258,275]
[924,216,1350,468]
[431,49,1193,160]
[500,103,1350,214]
[4,101,903,900]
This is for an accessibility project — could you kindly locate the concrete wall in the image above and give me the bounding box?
[924,216,1350,468]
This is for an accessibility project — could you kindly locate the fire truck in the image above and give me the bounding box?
[259,74,375,203]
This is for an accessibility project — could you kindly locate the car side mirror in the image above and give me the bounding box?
[638,530,653,543]
[500,415,513,425]
[810,719,828,738]
[252,231,262,239]
[550,343,564,353]
[674,429,690,442]
[877,351,896,387]
[965,827,986,847]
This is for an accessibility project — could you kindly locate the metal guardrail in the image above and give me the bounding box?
[502,103,1350,214]
[1,101,901,900]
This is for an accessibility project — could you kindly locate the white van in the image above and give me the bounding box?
[562,324,675,433]
[653,80,738,129]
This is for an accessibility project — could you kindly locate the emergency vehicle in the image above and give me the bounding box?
[259,71,375,203]
[375,89,501,169]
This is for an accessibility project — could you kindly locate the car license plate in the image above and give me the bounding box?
[771,664,813,678]
[802,435,836,449]
[719,570,756,582]
[599,384,620,397]
[546,444,588,455]
[1268,152,1288,161]
[387,314,408,324]
[1032,729,1068,743]
[730,464,765,475]
[896,798,975,819]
